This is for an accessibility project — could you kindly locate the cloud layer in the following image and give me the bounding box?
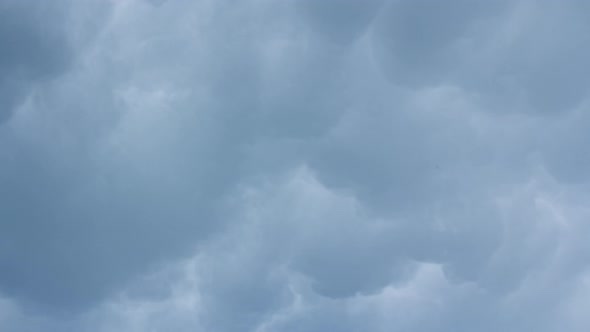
[1,0,590,331]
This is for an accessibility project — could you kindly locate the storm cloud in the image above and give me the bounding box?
[1,0,590,331]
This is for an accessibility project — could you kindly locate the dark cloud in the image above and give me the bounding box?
[372,0,590,113]
[298,0,384,44]
[372,0,508,86]
[0,1,75,123]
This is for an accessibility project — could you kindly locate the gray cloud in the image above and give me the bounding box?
[373,0,590,113]
[0,1,71,122]
[1,0,590,331]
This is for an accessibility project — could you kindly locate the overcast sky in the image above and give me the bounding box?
[1,0,590,331]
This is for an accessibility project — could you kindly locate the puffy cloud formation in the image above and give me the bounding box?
[1,0,590,330]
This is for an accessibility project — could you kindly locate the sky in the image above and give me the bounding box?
[1,0,590,331]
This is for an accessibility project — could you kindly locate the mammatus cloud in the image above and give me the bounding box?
[1,0,590,331]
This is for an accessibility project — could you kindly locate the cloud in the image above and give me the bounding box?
[1,0,590,331]
[373,0,590,113]
[0,1,70,122]
[0,0,109,124]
